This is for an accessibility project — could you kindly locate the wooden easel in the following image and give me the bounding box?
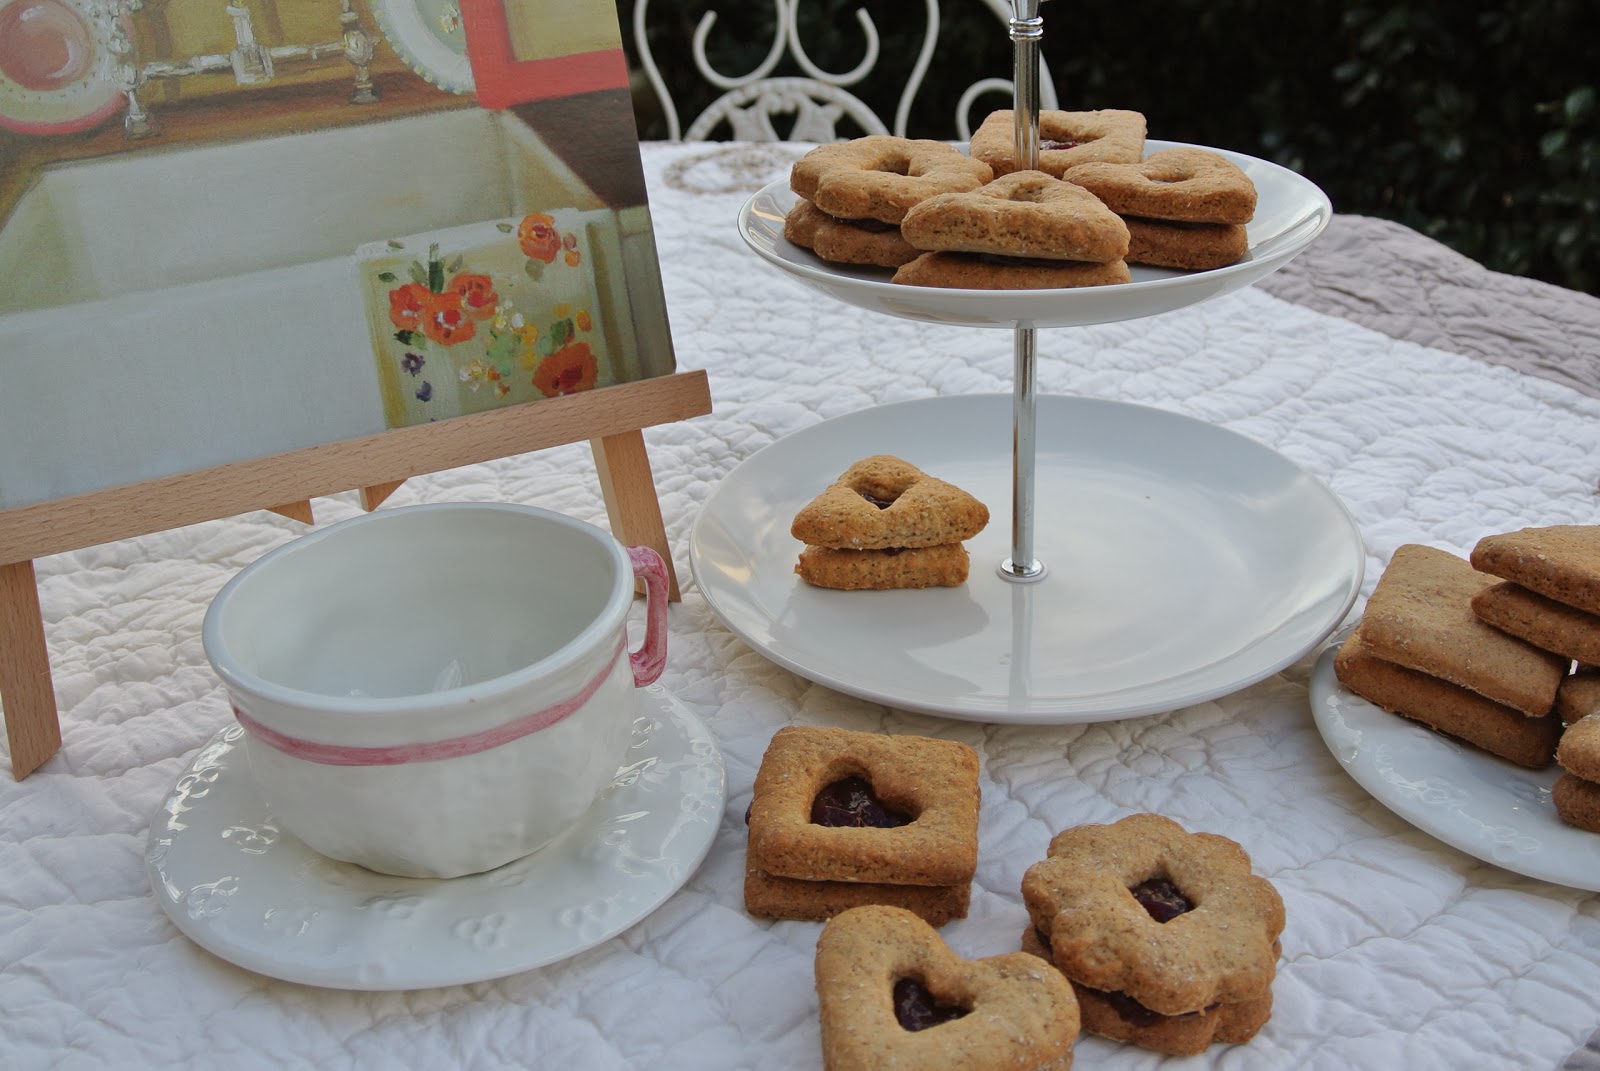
[0,371,712,780]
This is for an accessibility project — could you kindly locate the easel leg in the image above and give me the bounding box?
[591,430,682,601]
[0,560,62,779]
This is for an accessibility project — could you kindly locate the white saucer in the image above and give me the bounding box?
[689,394,1364,723]
[145,684,725,990]
[1310,634,1600,893]
[738,139,1332,329]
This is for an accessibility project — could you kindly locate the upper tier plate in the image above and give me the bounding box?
[738,139,1331,329]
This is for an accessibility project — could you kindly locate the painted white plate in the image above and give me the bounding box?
[1310,634,1600,893]
[689,394,1364,723]
[370,0,474,94]
[0,0,122,135]
[738,139,1331,329]
[145,684,725,990]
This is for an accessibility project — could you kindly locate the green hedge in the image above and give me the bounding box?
[623,1,1598,294]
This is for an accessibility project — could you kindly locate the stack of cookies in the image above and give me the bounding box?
[1062,147,1258,271]
[1020,813,1285,1056]
[785,135,992,270]
[1555,715,1600,832]
[790,455,989,590]
[743,726,980,926]
[1333,543,1567,768]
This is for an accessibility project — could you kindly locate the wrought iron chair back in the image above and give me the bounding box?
[630,0,1060,142]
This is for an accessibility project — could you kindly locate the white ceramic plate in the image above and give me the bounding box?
[1310,634,1600,893]
[370,0,474,94]
[738,139,1332,329]
[145,684,725,990]
[689,394,1364,722]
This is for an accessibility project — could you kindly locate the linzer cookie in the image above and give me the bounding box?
[784,198,922,269]
[1471,525,1600,617]
[892,252,1131,290]
[969,108,1147,176]
[1020,813,1284,1056]
[744,726,980,926]
[1333,626,1559,768]
[791,456,989,551]
[1062,147,1258,225]
[1472,580,1600,664]
[900,171,1131,263]
[1124,217,1250,272]
[1062,148,1257,270]
[816,905,1079,1071]
[790,136,993,225]
[1021,928,1274,1056]
[1357,544,1567,716]
[796,543,971,591]
[744,868,971,927]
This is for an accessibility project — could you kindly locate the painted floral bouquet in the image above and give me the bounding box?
[357,209,614,429]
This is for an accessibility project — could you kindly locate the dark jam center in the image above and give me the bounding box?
[1102,989,1166,1027]
[976,253,1071,270]
[1130,877,1193,923]
[859,491,896,509]
[810,775,912,828]
[893,978,968,1032]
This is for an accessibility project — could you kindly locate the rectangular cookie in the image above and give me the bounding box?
[746,725,979,886]
[743,867,970,927]
[1333,626,1560,769]
[1556,668,1600,726]
[1357,544,1567,715]
[1471,526,1600,616]
[1472,580,1600,664]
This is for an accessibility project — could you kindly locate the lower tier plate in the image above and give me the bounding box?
[690,394,1364,723]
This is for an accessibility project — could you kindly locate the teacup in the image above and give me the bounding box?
[201,502,669,879]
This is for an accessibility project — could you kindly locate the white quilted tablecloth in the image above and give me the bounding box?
[4,141,1599,1070]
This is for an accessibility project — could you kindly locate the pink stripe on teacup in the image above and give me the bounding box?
[232,638,624,767]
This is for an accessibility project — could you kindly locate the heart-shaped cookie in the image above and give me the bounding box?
[1063,148,1258,225]
[816,905,1080,1071]
[790,455,989,551]
[970,108,1147,177]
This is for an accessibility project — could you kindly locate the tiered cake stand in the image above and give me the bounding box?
[691,2,1361,723]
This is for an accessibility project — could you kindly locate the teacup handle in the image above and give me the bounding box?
[626,545,670,686]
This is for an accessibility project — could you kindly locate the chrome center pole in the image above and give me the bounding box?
[1000,0,1046,582]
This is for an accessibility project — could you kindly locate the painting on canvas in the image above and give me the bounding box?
[0,0,675,509]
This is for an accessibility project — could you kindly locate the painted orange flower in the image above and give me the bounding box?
[564,249,582,268]
[388,281,432,332]
[448,273,499,320]
[421,291,476,346]
[532,341,598,397]
[576,310,592,332]
[517,213,561,264]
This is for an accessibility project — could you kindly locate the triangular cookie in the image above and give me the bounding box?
[790,455,989,550]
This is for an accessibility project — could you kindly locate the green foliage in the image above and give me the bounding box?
[621,0,1597,294]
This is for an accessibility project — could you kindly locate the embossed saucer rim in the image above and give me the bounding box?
[144,684,726,990]
[1309,632,1600,893]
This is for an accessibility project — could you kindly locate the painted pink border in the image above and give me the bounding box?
[457,0,629,109]
[234,637,624,767]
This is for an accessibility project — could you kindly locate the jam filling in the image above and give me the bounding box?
[1041,138,1088,151]
[810,775,913,828]
[893,978,968,1031]
[1129,877,1193,923]
[975,253,1074,269]
[859,491,897,509]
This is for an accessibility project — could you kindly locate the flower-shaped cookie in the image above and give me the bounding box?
[1021,813,1284,1018]
[816,905,1079,1071]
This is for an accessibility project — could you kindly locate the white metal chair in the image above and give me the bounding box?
[630,0,1060,142]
